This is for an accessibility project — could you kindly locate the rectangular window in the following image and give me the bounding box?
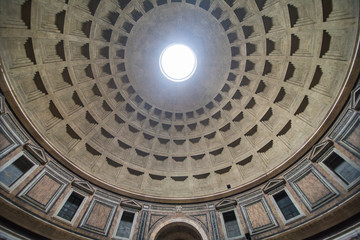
[57,192,84,221]
[323,152,360,185]
[116,211,135,239]
[273,190,300,220]
[0,155,34,187]
[222,210,241,238]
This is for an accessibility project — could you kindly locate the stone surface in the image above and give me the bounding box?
[0,0,358,201]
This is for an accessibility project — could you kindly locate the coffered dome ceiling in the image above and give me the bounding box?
[0,0,358,201]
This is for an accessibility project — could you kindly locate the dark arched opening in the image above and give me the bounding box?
[155,222,203,240]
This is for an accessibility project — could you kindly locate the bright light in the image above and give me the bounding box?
[160,44,197,82]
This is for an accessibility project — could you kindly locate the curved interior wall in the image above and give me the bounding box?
[0,0,359,239]
[0,0,359,201]
[0,81,359,239]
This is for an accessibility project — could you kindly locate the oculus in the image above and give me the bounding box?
[159,44,197,82]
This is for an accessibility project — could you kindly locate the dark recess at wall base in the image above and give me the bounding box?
[0,216,50,240]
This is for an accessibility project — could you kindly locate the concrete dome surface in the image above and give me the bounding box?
[0,0,359,239]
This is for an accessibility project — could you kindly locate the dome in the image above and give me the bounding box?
[0,0,358,201]
[0,0,359,239]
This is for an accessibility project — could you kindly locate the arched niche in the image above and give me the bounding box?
[149,217,209,240]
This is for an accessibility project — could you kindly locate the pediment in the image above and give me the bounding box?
[72,180,95,195]
[309,140,333,162]
[120,199,142,210]
[24,143,47,165]
[263,178,285,194]
[215,198,237,210]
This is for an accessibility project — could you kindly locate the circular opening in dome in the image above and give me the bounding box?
[159,44,197,82]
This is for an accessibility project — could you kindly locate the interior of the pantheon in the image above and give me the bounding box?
[0,0,359,239]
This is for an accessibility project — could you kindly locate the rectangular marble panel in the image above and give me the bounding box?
[86,202,112,229]
[26,174,61,206]
[0,128,11,152]
[79,192,119,236]
[0,115,23,159]
[245,201,272,229]
[239,189,278,234]
[340,114,360,156]
[18,167,70,212]
[285,160,338,212]
[330,110,360,157]
[296,171,331,204]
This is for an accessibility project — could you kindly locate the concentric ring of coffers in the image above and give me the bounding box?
[0,0,358,199]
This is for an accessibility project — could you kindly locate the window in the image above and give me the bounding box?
[323,152,360,186]
[54,189,88,225]
[273,190,300,221]
[269,188,303,224]
[222,210,242,239]
[57,192,84,222]
[115,211,136,239]
[0,155,33,187]
[0,152,37,192]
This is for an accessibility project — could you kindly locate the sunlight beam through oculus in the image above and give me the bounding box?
[160,44,197,82]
